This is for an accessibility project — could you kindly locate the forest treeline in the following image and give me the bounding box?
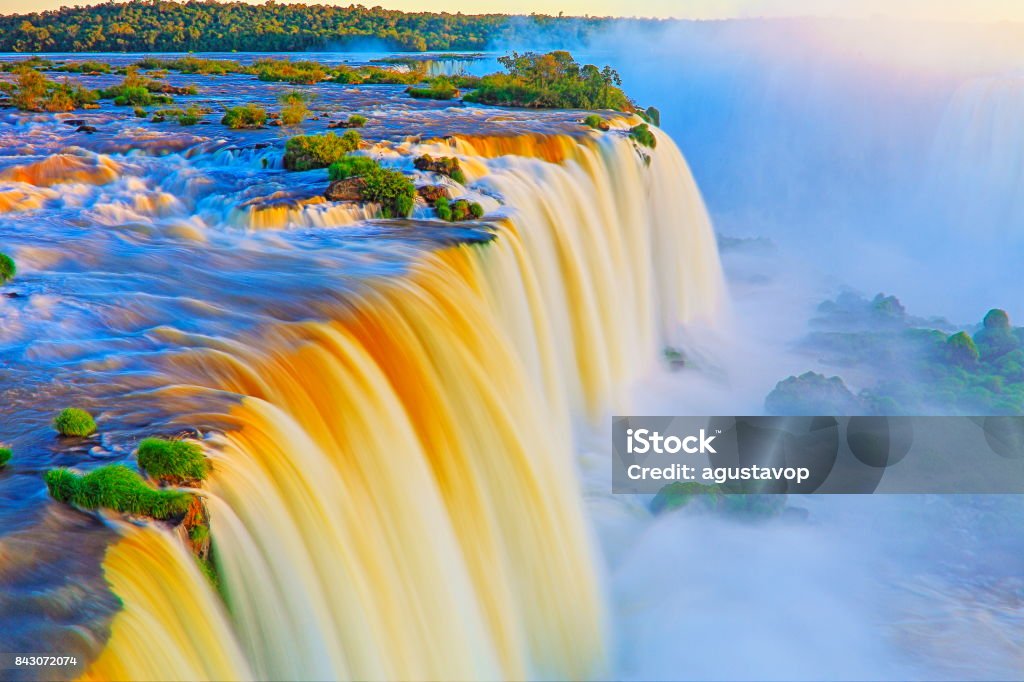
[0,0,626,52]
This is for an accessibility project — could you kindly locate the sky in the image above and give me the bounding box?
[3,0,1024,21]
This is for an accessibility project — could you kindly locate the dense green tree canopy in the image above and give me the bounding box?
[0,0,622,53]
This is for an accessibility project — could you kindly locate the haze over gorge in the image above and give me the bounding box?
[0,4,1022,682]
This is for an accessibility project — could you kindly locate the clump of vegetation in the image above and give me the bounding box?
[54,60,112,74]
[9,68,98,112]
[136,56,248,76]
[177,105,202,126]
[133,106,148,118]
[254,58,326,84]
[153,105,204,125]
[0,447,11,469]
[583,114,609,131]
[406,76,459,100]
[328,155,379,181]
[463,51,633,111]
[98,67,173,107]
[974,308,1017,361]
[0,57,54,72]
[53,407,97,437]
[765,372,864,416]
[346,114,367,127]
[357,66,425,85]
[221,103,267,129]
[629,122,657,149]
[946,331,980,367]
[434,196,484,222]
[413,155,466,184]
[44,465,193,520]
[137,437,210,484]
[776,293,1024,415]
[636,106,661,127]
[283,131,361,171]
[360,166,416,218]
[278,90,312,125]
[0,253,15,284]
[434,196,453,221]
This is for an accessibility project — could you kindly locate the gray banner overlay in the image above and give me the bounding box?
[613,416,1024,494]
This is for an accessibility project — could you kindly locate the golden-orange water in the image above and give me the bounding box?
[81,526,253,681]
[80,130,724,681]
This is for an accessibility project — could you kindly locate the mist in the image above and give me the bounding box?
[570,18,1024,324]
[484,17,1024,681]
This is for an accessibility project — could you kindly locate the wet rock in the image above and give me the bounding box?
[63,119,86,127]
[413,154,464,182]
[324,177,366,202]
[268,119,283,127]
[417,184,449,205]
[76,125,98,134]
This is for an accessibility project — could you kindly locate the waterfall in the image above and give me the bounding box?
[81,526,252,681]
[81,129,725,681]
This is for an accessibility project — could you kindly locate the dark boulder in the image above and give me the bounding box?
[417,184,449,205]
[325,177,366,202]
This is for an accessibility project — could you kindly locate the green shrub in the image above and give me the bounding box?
[361,167,416,218]
[53,407,97,437]
[328,155,380,181]
[0,447,11,469]
[279,90,312,126]
[406,77,459,100]
[254,58,326,84]
[0,253,15,284]
[583,114,607,130]
[44,465,193,520]
[629,123,657,149]
[347,114,367,127]
[221,103,267,129]
[137,437,210,483]
[463,52,632,111]
[99,66,170,107]
[946,331,980,367]
[435,198,484,222]
[133,106,148,118]
[435,196,452,221]
[178,105,201,126]
[9,68,98,112]
[55,60,112,74]
[283,131,361,171]
[113,86,154,106]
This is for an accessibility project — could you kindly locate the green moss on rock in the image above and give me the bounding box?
[0,253,15,284]
[53,407,97,437]
[0,447,11,469]
[137,437,210,484]
[44,464,193,520]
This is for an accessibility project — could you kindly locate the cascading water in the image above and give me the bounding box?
[75,129,724,681]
